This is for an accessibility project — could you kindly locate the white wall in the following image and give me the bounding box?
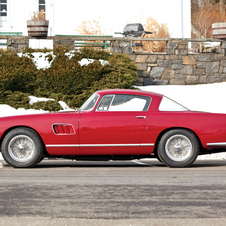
[1,0,191,38]
[7,0,37,34]
[52,0,191,38]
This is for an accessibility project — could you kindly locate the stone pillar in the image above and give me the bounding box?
[54,37,75,49]
[7,36,29,52]
[166,40,188,55]
[220,41,226,56]
[110,41,133,55]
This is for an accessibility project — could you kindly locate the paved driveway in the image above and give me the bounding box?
[1,159,226,225]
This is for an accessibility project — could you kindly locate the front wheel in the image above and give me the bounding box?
[1,128,43,168]
[157,129,199,168]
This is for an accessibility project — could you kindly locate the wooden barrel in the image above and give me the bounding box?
[27,20,49,37]
[212,23,226,39]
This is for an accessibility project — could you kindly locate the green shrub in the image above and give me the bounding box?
[0,91,62,111]
[73,52,138,106]
[39,46,109,96]
[0,49,38,93]
[0,46,138,110]
[38,46,137,107]
[30,100,62,112]
[0,91,30,109]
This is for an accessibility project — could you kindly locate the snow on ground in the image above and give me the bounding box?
[17,52,54,70]
[138,82,226,114]
[18,52,110,70]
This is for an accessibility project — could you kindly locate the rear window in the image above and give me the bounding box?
[159,96,188,111]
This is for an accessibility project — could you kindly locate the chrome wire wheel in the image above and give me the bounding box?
[8,135,36,162]
[157,129,199,168]
[1,128,43,168]
[165,134,192,162]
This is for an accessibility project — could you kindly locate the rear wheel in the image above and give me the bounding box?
[156,154,162,163]
[1,128,43,168]
[157,129,199,168]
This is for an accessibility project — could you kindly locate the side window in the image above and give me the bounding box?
[80,93,100,111]
[0,0,7,31]
[0,0,7,17]
[96,95,113,111]
[97,94,151,112]
[39,0,46,13]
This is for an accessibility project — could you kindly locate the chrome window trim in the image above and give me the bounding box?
[96,94,115,112]
[159,96,189,112]
[79,93,100,111]
[96,94,151,112]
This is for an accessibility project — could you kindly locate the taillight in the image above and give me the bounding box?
[53,124,75,135]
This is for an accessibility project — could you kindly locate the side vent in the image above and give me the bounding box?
[53,124,75,135]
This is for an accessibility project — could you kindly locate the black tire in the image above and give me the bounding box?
[1,128,43,168]
[156,155,163,163]
[157,129,199,168]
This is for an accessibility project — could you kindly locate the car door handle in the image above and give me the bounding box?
[135,116,146,119]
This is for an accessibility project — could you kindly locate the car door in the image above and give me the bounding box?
[78,94,152,155]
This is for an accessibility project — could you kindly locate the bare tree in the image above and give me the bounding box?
[192,0,226,38]
[191,0,199,10]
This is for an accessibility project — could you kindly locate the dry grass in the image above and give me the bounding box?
[192,0,226,38]
[31,9,46,21]
[142,16,170,52]
[76,18,104,35]
[75,18,105,48]
[76,16,170,52]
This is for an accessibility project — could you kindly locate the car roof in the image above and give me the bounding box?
[96,89,163,98]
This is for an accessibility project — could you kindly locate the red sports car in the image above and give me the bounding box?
[1,89,226,168]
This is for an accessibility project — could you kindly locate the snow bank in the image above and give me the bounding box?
[18,52,110,70]
[137,82,226,114]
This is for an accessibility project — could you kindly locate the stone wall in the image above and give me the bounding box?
[1,36,226,86]
[111,40,226,86]
[3,36,75,52]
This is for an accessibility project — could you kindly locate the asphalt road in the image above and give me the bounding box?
[1,159,226,226]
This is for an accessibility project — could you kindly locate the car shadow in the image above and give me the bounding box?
[34,159,164,168]
[1,159,226,169]
[34,159,226,169]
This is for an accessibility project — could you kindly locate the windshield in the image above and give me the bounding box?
[159,96,188,111]
[80,93,100,111]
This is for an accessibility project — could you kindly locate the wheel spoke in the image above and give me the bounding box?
[8,135,35,162]
[165,134,192,162]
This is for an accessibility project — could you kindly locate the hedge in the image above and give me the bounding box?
[0,46,138,110]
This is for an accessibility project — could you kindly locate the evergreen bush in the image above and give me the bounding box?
[31,100,62,111]
[39,46,137,107]
[0,91,30,109]
[0,49,38,93]
[0,46,138,111]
